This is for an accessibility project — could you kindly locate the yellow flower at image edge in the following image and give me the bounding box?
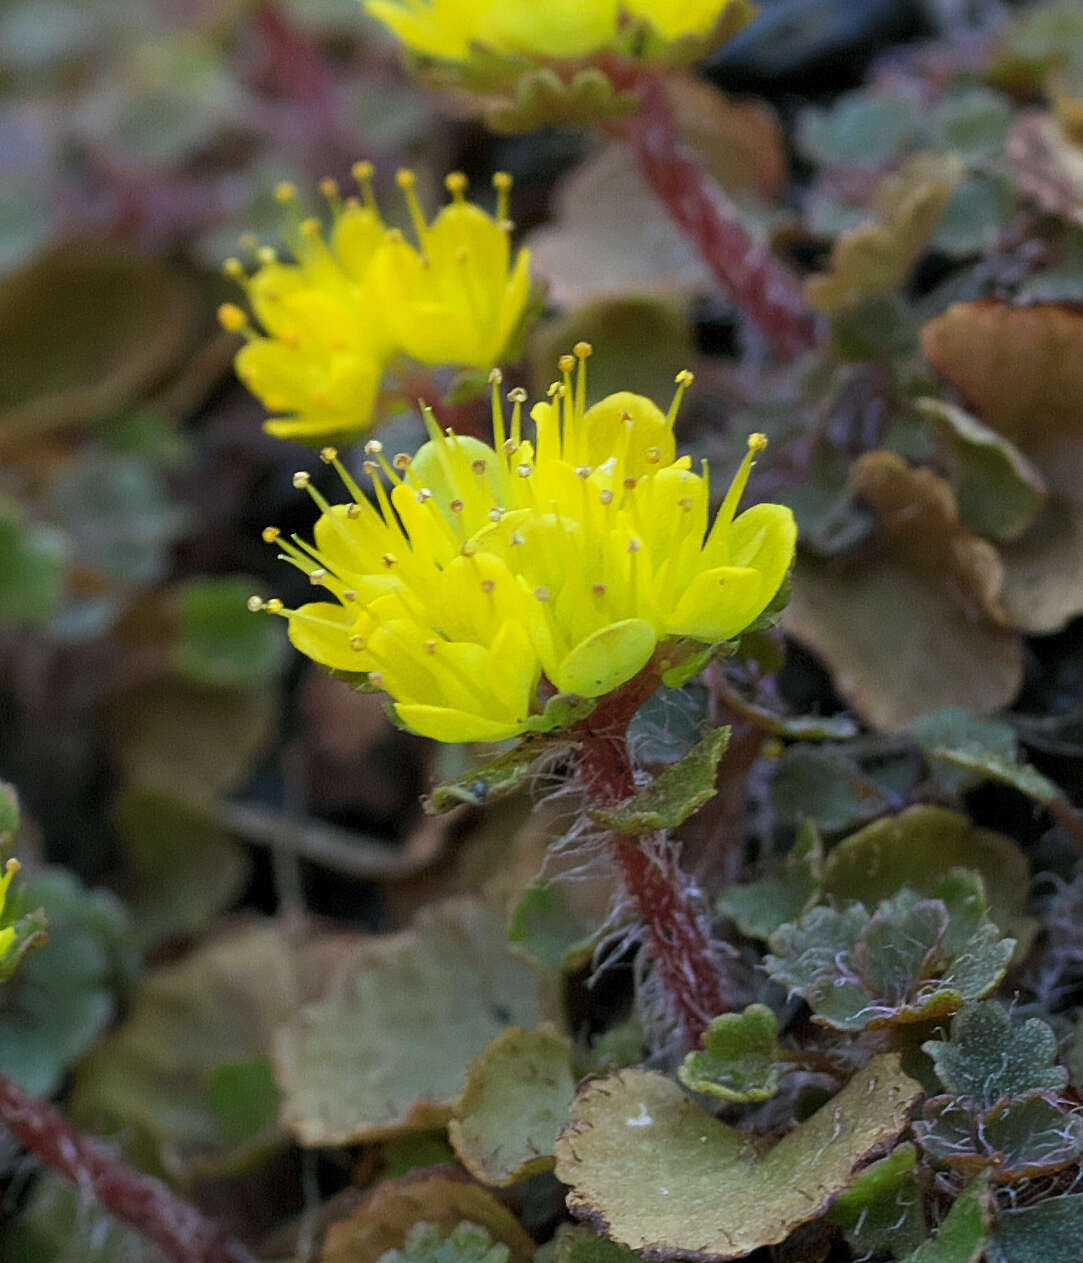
[218,166,530,442]
[0,858,22,963]
[252,348,796,743]
[365,0,750,63]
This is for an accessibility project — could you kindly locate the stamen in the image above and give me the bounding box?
[667,369,695,429]
[352,160,376,209]
[445,171,468,202]
[534,586,551,601]
[493,171,512,223]
[396,168,429,248]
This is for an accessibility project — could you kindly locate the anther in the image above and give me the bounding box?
[487,507,504,521]
[364,439,383,454]
[300,217,321,237]
[381,553,398,568]
[256,246,277,265]
[492,172,512,191]
[394,452,412,469]
[534,586,551,601]
[247,596,265,612]
[599,489,614,505]
[645,447,661,463]
[217,303,247,333]
[222,257,244,280]
[262,527,281,543]
[574,341,593,359]
[627,538,642,553]
[274,181,297,203]
[319,177,338,198]
[449,498,464,514]
[445,171,468,196]
[415,488,432,503]
[472,459,488,475]
[309,568,327,584]
[347,503,363,518]
[460,541,477,557]
[424,640,437,654]
[575,465,592,479]
[749,432,768,452]
[320,446,338,463]
[679,497,694,511]
[488,367,503,385]
[350,635,366,651]
[481,578,495,594]
[395,168,416,189]
[675,369,695,386]
[592,582,607,596]
[623,476,637,490]
[352,159,374,183]
[516,463,533,478]
[509,531,525,546]
[265,598,284,614]
[558,354,576,374]
[292,471,311,489]
[507,387,527,403]
[342,589,357,602]
[368,670,384,686]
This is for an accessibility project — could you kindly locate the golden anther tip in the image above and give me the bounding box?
[558,354,576,374]
[599,489,614,505]
[308,569,327,584]
[382,553,398,567]
[623,476,637,490]
[352,159,374,182]
[292,471,311,489]
[342,589,356,602]
[368,670,384,686]
[217,302,247,333]
[363,439,383,454]
[318,177,338,198]
[645,447,661,463]
[449,498,464,513]
[320,446,338,463]
[460,541,477,556]
[300,216,321,237]
[487,507,504,521]
[395,168,416,188]
[247,595,264,612]
[509,530,525,546]
[349,635,366,651]
[516,463,533,478]
[256,245,277,265]
[503,438,518,454]
[262,526,281,543]
[675,369,695,386]
[592,582,607,596]
[481,578,495,593]
[393,452,411,468]
[471,459,487,475]
[415,488,432,502]
[627,538,642,552]
[444,171,468,194]
[748,432,768,452]
[424,640,437,654]
[573,340,593,359]
[265,598,285,614]
[534,586,551,601]
[4,858,20,874]
[222,257,244,279]
[492,171,512,190]
[239,231,258,250]
[274,181,297,203]
[547,382,562,398]
[507,387,527,403]
[488,367,503,384]
[575,465,592,479]
[347,502,363,517]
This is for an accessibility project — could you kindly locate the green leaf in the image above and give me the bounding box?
[0,869,127,1096]
[379,1222,510,1263]
[916,399,1047,544]
[770,745,890,834]
[507,880,597,972]
[523,692,596,735]
[554,1225,643,1263]
[170,576,287,689]
[424,738,576,815]
[929,747,1061,806]
[933,176,1018,258]
[110,783,250,949]
[274,899,545,1146]
[590,727,730,835]
[205,1056,280,1146]
[678,1004,783,1102]
[923,1002,1067,1106]
[766,877,1014,1031]
[484,65,639,133]
[69,922,301,1181]
[828,1143,927,1259]
[448,1024,575,1187]
[383,1133,457,1179]
[797,92,918,168]
[719,820,822,941]
[819,806,1035,956]
[910,708,1019,795]
[900,1173,991,1263]
[553,1055,922,1259]
[988,1194,1083,1263]
[0,503,67,624]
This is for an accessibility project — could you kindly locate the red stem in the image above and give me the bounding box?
[626,76,818,362]
[0,1072,254,1263]
[577,671,729,1046]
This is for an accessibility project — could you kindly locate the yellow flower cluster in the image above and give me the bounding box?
[253,347,796,743]
[365,0,750,64]
[0,858,22,966]
[218,166,531,442]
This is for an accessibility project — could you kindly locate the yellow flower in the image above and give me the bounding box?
[219,166,531,443]
[0,858,22,965]
[253,347,795,743]
[365,0,749,63]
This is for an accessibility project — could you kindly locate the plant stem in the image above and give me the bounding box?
[577,670,729,1046]
[0,1071,254,1263]
[626,75,818,362]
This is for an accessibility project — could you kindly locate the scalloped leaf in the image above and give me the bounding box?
[769,745,890,834]
[273,899,544,1146]
[910,709,1019,797]
[988,1193,1083,1263]
[379,1221,509,1263]
[923,1002,1066,1107]
[900,1173,991,1263]
[553,1055,921,1260]
[485,66,639,134]
[678,1004,783,1102]
[448,1025,575,1187]
[589,727,730,835]
[766,876,1014,1031]
[523,692,596,735]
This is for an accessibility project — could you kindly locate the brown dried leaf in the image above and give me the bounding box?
[921,300,1083,631]
[786,454,1022,731]
[319,1169,534,1263]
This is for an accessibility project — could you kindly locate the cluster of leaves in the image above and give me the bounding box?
[3,3,1083,1263]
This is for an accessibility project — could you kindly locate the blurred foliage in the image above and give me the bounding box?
[2,2,1083,1262]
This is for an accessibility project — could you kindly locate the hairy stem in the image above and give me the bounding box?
[577,671,729,1046]
[0,1071,254,1263]
[626,75,818,361]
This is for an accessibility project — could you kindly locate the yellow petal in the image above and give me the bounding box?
[729,502,797,606]
[666,565,765,641]
[393,703,527,743]
[554,617,657,697]
[286,602,365,672]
